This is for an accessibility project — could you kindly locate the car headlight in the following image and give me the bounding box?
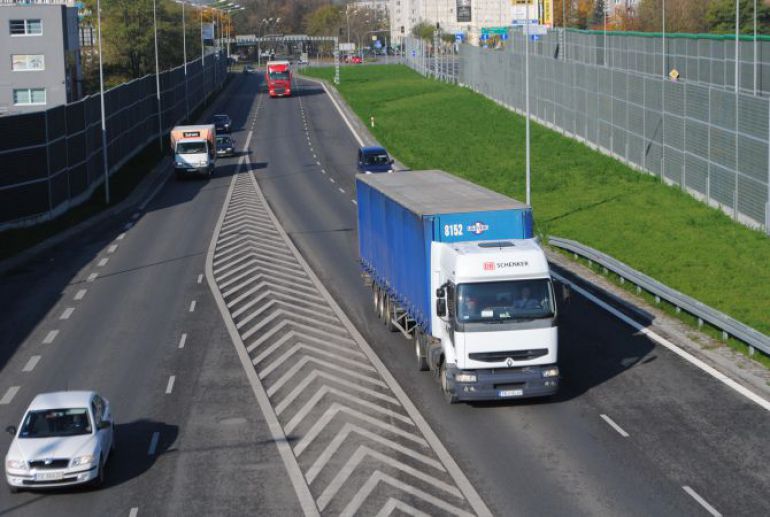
[542,367,559,378]
[455,372,477,383]
[70,455,95,467]
[387,169,393,173]
[6,459,27,470]
[198,160,208,166]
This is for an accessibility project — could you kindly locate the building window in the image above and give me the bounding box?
[11,54,45,71]
[9,19,42,36]
[13,88,46,106]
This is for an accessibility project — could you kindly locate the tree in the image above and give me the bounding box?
[569,0,595,29]
[706,0,770,34]
[411,21,436,41]
[592,0,605,26]
[304,4,344,36]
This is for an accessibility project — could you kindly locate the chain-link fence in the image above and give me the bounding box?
[404,31,770,234]
[0,52,227,230]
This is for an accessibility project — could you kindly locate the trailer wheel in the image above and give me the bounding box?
[377,288,386,320]
[414,330,428,371]
[372,284,379,314]
[440,362,458,404]
[384,297,397,332]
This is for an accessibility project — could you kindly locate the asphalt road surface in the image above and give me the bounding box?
[0,71,768,516]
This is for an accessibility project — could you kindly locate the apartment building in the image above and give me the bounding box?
[0,2,82,115]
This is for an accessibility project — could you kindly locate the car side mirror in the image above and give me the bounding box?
[436,298,447,318]
[6,425,16,436]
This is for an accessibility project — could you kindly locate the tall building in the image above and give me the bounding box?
[0,2,82,115]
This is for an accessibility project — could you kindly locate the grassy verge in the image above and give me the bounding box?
[304,65,770,342]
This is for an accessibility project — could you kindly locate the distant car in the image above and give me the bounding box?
[216,135,236,157]
[5,391,115,492]
[297,58,309,66]
[357,146,394,174]
[351,56,363,64]
[212,114,232,133]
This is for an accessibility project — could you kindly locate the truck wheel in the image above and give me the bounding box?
[377,288,386,320]
[372,284,379,314]
[415,331,428,371]
[384,297,397,332]
[440,362,458,404]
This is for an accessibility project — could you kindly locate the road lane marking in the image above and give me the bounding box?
[116,232,126,241]
[189,300,196,312]
[321,169,326,174]
[107,244,118,253]
[147,432,159,455]
[313,79,365,147]
[329,178,335,183]
[74,289,87,301]
[178,333,187,349]
[338,188,345,194]
[316,161,321,166]
[683,486,721,517]
[128,508,138,517]
[197,274,203,284]
[60,307,75,320]
[600,414,629,438]
[0,387,20,405]
[165,376,176,394]
[22,356,41,372]
[98,258,109,267]
[351,199,357,205]
[552,272,770,412]
[43,330,59,344]
[87,273,98,282]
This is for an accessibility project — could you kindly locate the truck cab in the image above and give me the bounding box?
[170,124,216,179]
[266,60,292,97]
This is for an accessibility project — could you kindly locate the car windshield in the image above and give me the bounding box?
[216,137,231,146]
[269,70,289,80]
[20,408,92,438]
[456,279,554,323]
[177,142,207,154]
[214,116,229,123]
[364,153,389,165]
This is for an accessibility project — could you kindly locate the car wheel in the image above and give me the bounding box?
[92,455,105,488]
[7,484,20,494]
[440,362,458,404]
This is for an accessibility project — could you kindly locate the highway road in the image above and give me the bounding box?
[0,71,768,516]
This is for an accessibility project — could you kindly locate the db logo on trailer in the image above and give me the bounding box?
[483,262,495,271]
[466,222,489,235]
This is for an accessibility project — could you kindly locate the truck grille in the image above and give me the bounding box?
[28,459,69,469]
[469,349,548,363]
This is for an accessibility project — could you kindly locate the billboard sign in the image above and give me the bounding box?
[339,42,356,52]
[457,0,472,23]
[201,23,215,41]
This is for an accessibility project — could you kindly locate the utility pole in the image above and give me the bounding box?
[525,16,531,206]
[153,0,162,152]
[96,0,109,204]
[182,0,189,121]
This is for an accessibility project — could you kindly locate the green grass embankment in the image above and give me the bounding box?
[304,65,770,341]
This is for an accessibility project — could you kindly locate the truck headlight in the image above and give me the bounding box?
[70,454,95,467]
[198,161,208,166]
[455,372,477,383]
[6,459,27,470]
[542,367,559,378]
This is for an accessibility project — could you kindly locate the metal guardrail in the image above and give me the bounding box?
[548,236,770,357]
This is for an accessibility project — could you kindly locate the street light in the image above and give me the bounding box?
[152,0,162,152]
[96,0,109,204]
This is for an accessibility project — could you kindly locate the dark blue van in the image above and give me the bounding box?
[357,146,394,174]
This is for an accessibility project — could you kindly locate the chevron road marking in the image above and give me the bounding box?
[206,114,490,514]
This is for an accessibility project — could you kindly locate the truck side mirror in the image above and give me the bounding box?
[436,298,447,318]
[435,287,445,298]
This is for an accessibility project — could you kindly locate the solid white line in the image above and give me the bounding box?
[60,307,75,320]
[552,272,770,412]
[315,80,366,147]
[600,414,629,438]
[97,258,109,267]
[87,273,99,282]
[43,330,59,344]
[197,274,203,284]
[116,232,126,241]
[0,386,20,405]
[683,486,722,517]
[189,300,196,312]
[147,432,159,455]
[74,289,87,301]
[22,355,41,373]
[178,333,187,349]
[128,508,139,517]
[107,244,118,254]
[165,375,176,394]
[138,168,172,211]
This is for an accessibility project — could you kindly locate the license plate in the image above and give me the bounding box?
[498,389,523,398]
[36,471,63,481]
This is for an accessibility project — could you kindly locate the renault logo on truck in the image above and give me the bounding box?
[466,222,489,235]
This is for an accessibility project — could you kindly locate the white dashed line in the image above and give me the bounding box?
[338,188,345,194]
[189,300,196,312]
[22,356,41,373]
[197,274,203,284]
[600,414,629,438]
[321,169,326,174]
[683,486,721,517]
[178,333,187,349]
[316,161,321,166]
[107,244,118,253]
[43,330,59,344]
[116,232,126,241]
[0,386,20,405]
[97,258,109,267]
[74,289,87,301]
[60,307,75,320]
[329,178,335,183]
[87,273,98,282]
[128,508,139,517]
[165,376,176,394]
[351,199,358,205]
[147,432,159,455]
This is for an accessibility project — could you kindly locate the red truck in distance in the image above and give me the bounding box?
[266,60,292,97]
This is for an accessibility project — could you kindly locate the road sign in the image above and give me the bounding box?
[501,33,509,41]
[525,24,548,36]
[374,40,382,49]
[455,32,464,42]
[339,42,355,52]
[411,50,416,57]
[480,33,489,42]
[530,35,540,41]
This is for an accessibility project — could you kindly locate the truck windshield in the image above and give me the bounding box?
[456,279,554,323]
[269,70,289,80]
[177,142,207,154]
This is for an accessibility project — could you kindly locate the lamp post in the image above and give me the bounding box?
[153,0,162,152]
[96,0,109,204]
[525,15,531,206]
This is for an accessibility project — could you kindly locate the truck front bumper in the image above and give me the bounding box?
[175,166,211,177]
[447,364,559,402]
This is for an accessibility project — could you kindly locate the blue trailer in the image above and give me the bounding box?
[356,170,559,403]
